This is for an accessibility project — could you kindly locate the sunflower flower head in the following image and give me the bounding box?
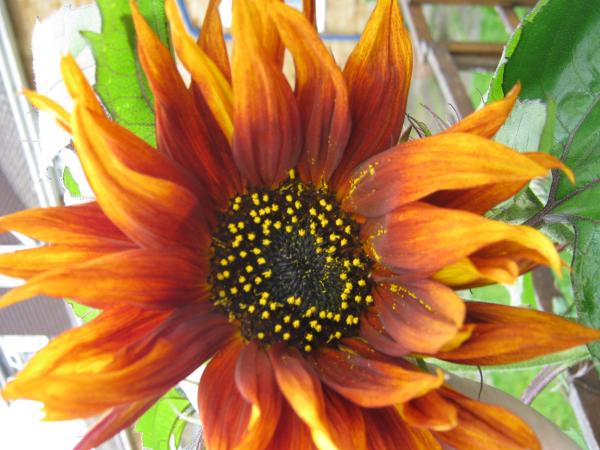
[0,0,598,449]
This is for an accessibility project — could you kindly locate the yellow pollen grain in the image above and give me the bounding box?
[253,216,261,224]
[334,331,342,339]
[274,221,282,229]
[305,333,314,342]
[293,320,300,328]
[298,229,306,236]
[239,250,248,258]
[257,332,265,340]
[285,225,293,233]
[341,301,348,310]
[262,239,271,246]
[218,290,226,298]
[245,265,254,273]
[262,194,269,202]
[230,287,238,294]
[261,311,270,319]
[286,207,294,215]
[272,204,279,212]
[248,305,256,313]
[304,344,312,352]
[294,298,302,306]
[319,311,326,319]
[257,257,266,265]
[232,203,240,211]
[269,302,278,311]
[283,332,290,341]
[358,279,367,287]
[259,297,268,306]
[251,248,261,255]
[248,233,256,241]
[287,296,296,305]
[238,275,246,283]
[254,276,262,284]
[335,218,343,226]
[274,324,282,333]
[283,315,291,323]
[309,207,317,216]
[334,314,341,322]
[285,194,293,202]
[243,284,252,292]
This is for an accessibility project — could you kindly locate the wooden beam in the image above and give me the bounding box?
[410,0,537,6]
[445,41,505,56]
[427,44,474,118]
[495,5,521,32]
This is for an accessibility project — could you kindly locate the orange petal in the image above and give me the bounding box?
[359,312,411,357]
[343,133,553,217]
[72,104,209,250]
[268,344,338,450]
[0,244,129,280]
[363,407,441,450]
[302,0,316,26]
[435,301,600,365]
[199,0,231,81]
[311,347,443,407]
[199,338,260,450]
[22,89,71,133]
[73,395,160,450]
[0,248,207,310]
[435,387,540,450]
[269,2,350,185]
[373,279,465,354]
[397,390,458,432]
[231,0,301,187]
[0,202,129,246]
[166,0,234,143]
[323,389,366,450]
[3,303,234,417]
[361,202,561,275]
[443,83,520,138]
[234,341,282,449]
[130,0,240,206]
[426,151,574,215]
[332,0,412,190]
[60,54,104,115]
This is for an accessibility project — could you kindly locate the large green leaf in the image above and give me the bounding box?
[82,0,170,146]
[135,388,194,450]
[490,0,600,358]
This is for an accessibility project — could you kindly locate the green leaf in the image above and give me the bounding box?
[62,166,82,198]
[82,0,170,146]
[65,299,100,322]
[135,388,193,450]
[490,0,600,347]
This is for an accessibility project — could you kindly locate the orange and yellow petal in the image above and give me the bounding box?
[311,347,443,408]
[426,151,573,215]
[443,83,520,139]
[0,244,129,280]
[166,0,234,143]
[343,133,558,217]
[231,0,301,187]
[435,387,540,450]
[323,389,367,450]
[435,301,600,365]
[372,279,465,354]
[60,54,104,115]
[264,401,317,450]
[0,202,129,246]
[22,89,71,132]
[332,0,412,190]
[361,202,560,276]
[3,303,235,417]
[269,2,350,185]
[130,1,240,206]
[0,248,207,310]
[198,0,231,81]
[268,344,339,450]
[234,341,283,449]
[72,104,209,250]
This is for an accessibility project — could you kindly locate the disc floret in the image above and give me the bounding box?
[210,172,373,352]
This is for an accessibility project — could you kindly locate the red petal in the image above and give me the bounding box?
[199,0,231,81]
[0,248,207,310]
[130,1,240,206]
[311,347,443,407]
[3,303,234,417]
[269,2,350,185]
[199,338,258,450]
[373,279,465,354]
[363,407,441,450]
[264,401,316,450]
[435,301,600,365]
[234,341,282,449]
[231,0,301,187]
[398,390,458,431]
[73,395,160,450]
[332,0,412,190]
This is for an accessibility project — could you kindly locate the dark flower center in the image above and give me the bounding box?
[209,171,373,352]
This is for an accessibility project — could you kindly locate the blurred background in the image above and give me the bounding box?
[0,0,597,449]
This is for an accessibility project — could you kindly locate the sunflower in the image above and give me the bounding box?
[1,0,599,449]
